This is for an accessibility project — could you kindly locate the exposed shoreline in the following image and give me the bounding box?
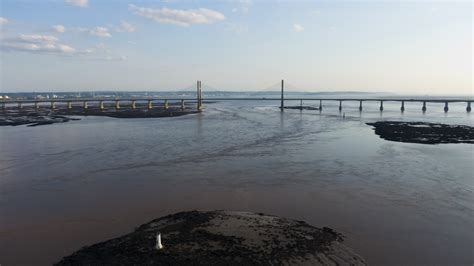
[0,105,199,127]
[55,210,366,265]
[283,105,320,111]
[367,121,474,144]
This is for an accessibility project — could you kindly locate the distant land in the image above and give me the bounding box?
[0,91,396,100]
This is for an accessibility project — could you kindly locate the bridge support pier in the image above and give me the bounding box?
[115,100,120,109]
[197,81,200,110]
[148,100,153,110]
[339,100,342,111]
[199,89,203,111]
[131,100,136,109]
[444,102,449,112]
[422,101,427,112]
[181,100,185,110]
[164,100,169,110]
[319,100,322,111]
[1,103,5,110]
[67,101,72,109]
[467,102,471,112]
[401,101,405,112]
[280,80,284,111]
[99,101,104,110]
[197,80,203,111]
[83,101,88,109]
[35,102,39,109]
[51,101,56,109]
[379,101,384,111]
[359,101,363,111]
[200,81,204,111]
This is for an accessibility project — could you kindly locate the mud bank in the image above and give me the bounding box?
[367,121,474,144]
[56,210,366,266]
[282,106,320,111]
[0,111,80,127]
[0,106,199,127]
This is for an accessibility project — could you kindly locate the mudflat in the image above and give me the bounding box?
[0,106,199,127]
[367,121,474,144]
[55,210,366,266]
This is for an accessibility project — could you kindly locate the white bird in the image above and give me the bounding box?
[156,233,163,250]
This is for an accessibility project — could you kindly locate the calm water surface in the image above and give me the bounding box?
[1,100,473,265]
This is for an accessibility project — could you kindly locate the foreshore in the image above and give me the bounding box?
[55,210,366,265]
[0,105,199,127]
[367,121,474,144]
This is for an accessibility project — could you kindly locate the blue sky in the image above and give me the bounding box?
[0,0,472,94]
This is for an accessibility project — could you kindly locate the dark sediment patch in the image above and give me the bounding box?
[52,107,199,118]
[367,121,474,144]
[282,106,320,111]
[0,105,199,127]
[0,111,80,127]
[55,210,366,266]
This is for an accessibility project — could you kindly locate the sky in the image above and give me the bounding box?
[0,0,472,94]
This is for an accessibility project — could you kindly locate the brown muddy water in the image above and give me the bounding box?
[1,100,473,265]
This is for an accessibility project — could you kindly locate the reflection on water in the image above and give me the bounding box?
[0,100,473,265]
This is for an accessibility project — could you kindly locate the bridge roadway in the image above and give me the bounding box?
[0,97,473,103]
[0,97,472,112]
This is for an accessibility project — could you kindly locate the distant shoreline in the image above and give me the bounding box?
[0,105,199,127]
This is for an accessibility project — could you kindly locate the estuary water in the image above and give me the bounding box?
[0,98,473,265]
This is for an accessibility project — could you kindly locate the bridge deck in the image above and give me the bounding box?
[1,97,472,103]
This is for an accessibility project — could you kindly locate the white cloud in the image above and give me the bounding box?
[231,0,252,14]
[116,21,135,32]
[0,17,8,26]
[2,34,76,54]
[18,34,59,43]
[89,27,111,37]
[293,24,304,32]
[1,33,127,61]
[57,44,75,53]
[73,26,113,37]
[81,43,104,54]
[102,55,127,61]
[77,42,126,61]
[129,4,225,27]
[65,0,88,8]
[52,25,66,33]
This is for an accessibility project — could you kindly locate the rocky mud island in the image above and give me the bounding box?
[283,106,320,111]
[0,104,199,127]
[367,121,474,144]
[56,210,366,266]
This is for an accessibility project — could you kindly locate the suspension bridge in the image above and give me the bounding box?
[1,80,472,113]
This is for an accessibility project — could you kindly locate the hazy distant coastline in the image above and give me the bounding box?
[2,91,473,101]
[0,90,394,100]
